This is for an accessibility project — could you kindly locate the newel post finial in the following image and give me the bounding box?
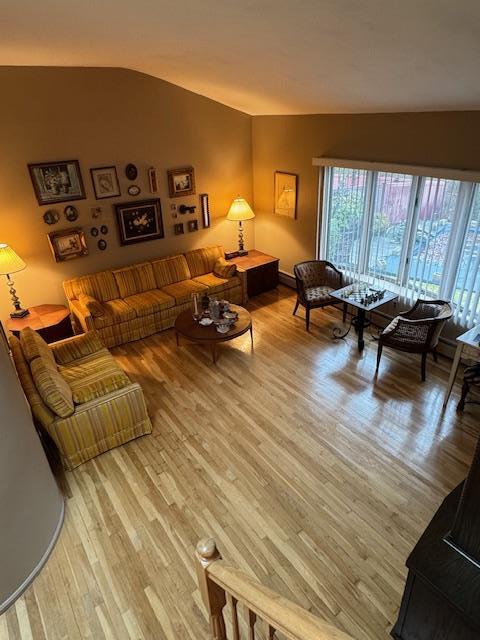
[195,538,226,640]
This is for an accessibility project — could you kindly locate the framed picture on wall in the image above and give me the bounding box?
[90,166,121,199]
[200,193,210,227]
[47,227,89,262]
[167,167,195,197]
[28,160,86,205]
[274,171,298,219]
[115,198,164,245]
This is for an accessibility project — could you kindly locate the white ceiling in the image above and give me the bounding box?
[2,0,480,115]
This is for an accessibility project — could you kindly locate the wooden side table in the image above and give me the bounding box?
[6,304,73,344]
[227,250,279,298]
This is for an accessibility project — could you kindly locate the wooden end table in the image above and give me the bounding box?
[174,304,253,363]
[6,304,73,344]
[227,250,279,298]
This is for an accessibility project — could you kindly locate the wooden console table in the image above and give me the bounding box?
[227,250,279,298]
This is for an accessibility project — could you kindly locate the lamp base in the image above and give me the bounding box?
[10,308,29,319]
[238,249,248,256]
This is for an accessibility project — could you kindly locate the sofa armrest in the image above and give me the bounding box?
[50,329,104,364]
[236,266,248,304]
[69,299,95,334]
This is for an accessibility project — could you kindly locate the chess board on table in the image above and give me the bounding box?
[330,283,398,311]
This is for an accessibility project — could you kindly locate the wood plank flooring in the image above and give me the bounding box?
[2,285,478,640]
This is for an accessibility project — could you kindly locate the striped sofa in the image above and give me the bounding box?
[64,245,246,348]
[10,327,152,470]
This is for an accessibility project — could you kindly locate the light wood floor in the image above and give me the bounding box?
[2,285,478,640]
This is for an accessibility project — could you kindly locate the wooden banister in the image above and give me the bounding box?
[195,538,354,640]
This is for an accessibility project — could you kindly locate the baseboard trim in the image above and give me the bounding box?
[279,270,295,288]
[0,496,65,615]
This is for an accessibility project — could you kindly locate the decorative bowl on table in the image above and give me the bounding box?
[215,318,232,333]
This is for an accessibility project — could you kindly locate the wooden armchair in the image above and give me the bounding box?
[293,260,346,331]
[457,363,480,412]
[376,299,453,381]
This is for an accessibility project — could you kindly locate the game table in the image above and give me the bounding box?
[330,283,398,352]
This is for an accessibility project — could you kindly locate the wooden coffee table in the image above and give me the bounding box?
[174,304,253,363]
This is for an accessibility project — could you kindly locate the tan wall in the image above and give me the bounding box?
[0,67,253,321]
[252,112,480,275]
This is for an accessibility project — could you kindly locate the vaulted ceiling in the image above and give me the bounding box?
[2,0,480,115]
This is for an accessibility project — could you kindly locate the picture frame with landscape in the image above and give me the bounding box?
[47,227,88,262]
[115,199,164,245]
[28,160,85,205]
[167,166,195,197]
[274,171,298,219]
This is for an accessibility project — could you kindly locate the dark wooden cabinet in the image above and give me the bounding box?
[392,437,480,639]
[227,250,279,298]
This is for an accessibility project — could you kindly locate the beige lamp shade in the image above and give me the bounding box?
[226,197,255,221]
[0,244,26,275]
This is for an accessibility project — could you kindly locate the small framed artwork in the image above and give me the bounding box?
[28,160,85,205]
[47,227,88,262]
[90,166,121,200]
[274,171,298,219]
[64,205,79,222]
[115,199,164,245]
[167,167,195,198]
[200,193,210,228]
[174,223,184,235]
[188,220,198,232]
[127,185,141,196]
[97,239,107,251]
[125,163,138,180]
[43,209,59,225]
[148,167,158,193]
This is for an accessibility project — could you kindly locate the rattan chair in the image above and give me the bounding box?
[457,363,480,412]
[293,260,346,331]
[375,299,453,381]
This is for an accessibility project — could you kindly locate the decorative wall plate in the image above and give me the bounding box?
[97,239,107,251]
[90,227,99,237]
[64,205,79,222]
[43,209,59,225]
[128,185,141,196]
[100,225,108,235]
[125,164,138,180]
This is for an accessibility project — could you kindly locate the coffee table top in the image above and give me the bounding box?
[330,283,398,312]
[174,304,252,343]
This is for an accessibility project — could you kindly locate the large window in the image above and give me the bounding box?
[320,166,480,328]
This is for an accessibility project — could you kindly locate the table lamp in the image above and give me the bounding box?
[226,197,255,256]
[0,244,29,318]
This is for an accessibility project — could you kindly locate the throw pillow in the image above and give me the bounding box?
[79,293,104,317]
[213,257,237,279]
[52,331,104,365]
[20,327,55,365]
[30,357,74,418]
[71,373,130,404]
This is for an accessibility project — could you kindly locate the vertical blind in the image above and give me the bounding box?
[320,166,480,328]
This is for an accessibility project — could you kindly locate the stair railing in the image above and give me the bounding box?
[195,538,354,640]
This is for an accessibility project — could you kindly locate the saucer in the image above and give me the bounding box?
[199,317,213,326]
[216,325,230,334]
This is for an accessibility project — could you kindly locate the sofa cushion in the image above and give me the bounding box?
[52,332,104,365]
[59,348,130,405]
[20,327,55,365]
[31,356,74,418]
[9,336,55,427]
[64,270,120,303]
[124,289,175,317]
[112,262,157,298]
[151,255,191,288]
[193,273,241,296]
[184,246,224,278]
[78,293,104,317]
[213,257,237,279]
[161,279,208,305]
[91,299,137,329]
